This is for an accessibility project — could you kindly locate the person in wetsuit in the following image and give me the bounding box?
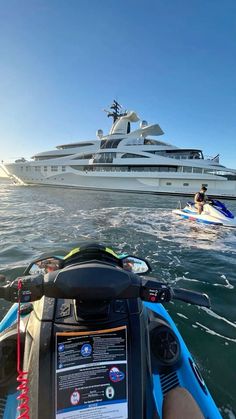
[194,186,208,214]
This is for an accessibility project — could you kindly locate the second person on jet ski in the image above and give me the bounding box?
[194,186,208,214]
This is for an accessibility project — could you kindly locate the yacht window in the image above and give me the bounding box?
[202,183,208,187]
[73,154,93,160]
[93,152,116,163]
[203,169,218,175]
[62,166,66,172]
[148,151,189,160]
[121,153,148,159]
[183,183,189,186]
[166,182,172,185]
[129,166,177,172]
[161,167,169,172]
[165,149,203,160]
[144,139,168,146]
[190,151,202,159]
[161,166,176,172]
[73,165,178,173]
[100,139,123,149]
[44,166,47,171]
[35,166,40,172]
[147,150,166,156]
[183,166,192,173]
[58,142,95,149]
[51,166,58,172]
[157,166,178,172]
[33,154,71,160]
[193,167,202,174]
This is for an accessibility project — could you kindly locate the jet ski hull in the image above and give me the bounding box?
[0,300,222,418]
[172,209,224,225]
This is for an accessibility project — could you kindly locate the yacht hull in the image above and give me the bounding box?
[3,163,236,199]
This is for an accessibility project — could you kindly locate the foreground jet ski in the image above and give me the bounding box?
[173,199,236,227]
[0,244,222,418]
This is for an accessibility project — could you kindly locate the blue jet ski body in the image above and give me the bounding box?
[0,300,222,418]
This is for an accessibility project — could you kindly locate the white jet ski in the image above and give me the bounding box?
[173,199,236,227]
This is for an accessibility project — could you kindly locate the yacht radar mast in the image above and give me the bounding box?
[105,100,127,123]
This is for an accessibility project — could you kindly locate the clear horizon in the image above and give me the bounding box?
[0,0,236,177]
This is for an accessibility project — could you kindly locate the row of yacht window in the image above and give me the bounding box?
[19,165,223,175]
[73,151,203,161]
[34,150,203,162]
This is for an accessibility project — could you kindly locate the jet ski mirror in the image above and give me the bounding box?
[25,257,64,276]
[121,256,151,274]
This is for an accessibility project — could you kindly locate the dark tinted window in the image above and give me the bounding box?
[121,153,148,158]
[100,139,123,149]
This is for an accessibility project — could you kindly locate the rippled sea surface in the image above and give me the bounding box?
[0,179,235,417]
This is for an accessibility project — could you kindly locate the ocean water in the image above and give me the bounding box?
[0,178,235,418]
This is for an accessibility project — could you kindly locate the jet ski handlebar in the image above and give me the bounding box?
[0,262,210,308]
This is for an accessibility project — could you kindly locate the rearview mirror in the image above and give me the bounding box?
[25,257,64,276]
[121,256,151,274]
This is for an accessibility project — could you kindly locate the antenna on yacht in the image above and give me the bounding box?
[104,100,127,123]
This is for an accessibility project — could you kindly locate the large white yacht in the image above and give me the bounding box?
[2,101,236,198]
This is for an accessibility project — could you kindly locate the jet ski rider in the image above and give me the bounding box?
[194,186,208,214]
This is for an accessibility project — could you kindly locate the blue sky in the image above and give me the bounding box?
[0,0,236,175]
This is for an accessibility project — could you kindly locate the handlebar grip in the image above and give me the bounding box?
[0,282,18,302]
[0,275,44,302]
[140,278,172,303]
[172,288,210,308]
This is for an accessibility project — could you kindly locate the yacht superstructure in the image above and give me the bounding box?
[2,101,236,198]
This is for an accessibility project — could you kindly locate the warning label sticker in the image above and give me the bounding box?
[55,326,128,419]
